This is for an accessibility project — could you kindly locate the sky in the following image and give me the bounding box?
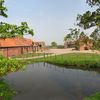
[0,0,93,45]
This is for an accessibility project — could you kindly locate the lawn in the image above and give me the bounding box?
[44,53,100,69]
[22,53,100,69]
[12,52,52,58]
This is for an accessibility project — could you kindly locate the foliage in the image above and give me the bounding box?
[86,0,100,7]
[68,28,81,41]
[51,41,57,48]
[43,53,100,69]
[22,53,100,69]
[64,28,92,50]
[0,0,34,38]
[0,0,8,17]
[77,0,100,29]
[84,92,100,100]
[77,8,100,29]
[0,79,16,100]
[64,33,72,41]
[0,22,34,38]
[76,0,100,50]
[0,56,23,75]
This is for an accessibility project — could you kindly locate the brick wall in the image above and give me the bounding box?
[0,46,33,57]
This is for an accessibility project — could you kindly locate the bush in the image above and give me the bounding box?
[0,57,23,75]
[0,79,16,100]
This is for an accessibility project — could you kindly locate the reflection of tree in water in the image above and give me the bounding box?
[0,79,16,100]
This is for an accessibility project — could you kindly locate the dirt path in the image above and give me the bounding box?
[44,48,100,55]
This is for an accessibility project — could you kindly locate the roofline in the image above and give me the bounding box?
[0,45,33,48]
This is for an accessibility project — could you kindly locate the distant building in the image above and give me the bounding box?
[79,43,93,50]
[64,41,75,48]
[33,41,45,51]
[78,36,93,50]
[64,36,93,50]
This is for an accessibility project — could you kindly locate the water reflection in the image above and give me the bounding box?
[3,63,100,100]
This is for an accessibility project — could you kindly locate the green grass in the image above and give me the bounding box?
[44,53,100,69]
[12,52,51,58]
[84,92,100,100]
[0,56,23,76]
[21,53,100,69]
[0,79,16,100]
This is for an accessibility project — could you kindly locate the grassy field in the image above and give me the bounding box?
[22,53,100,69]
[12,52,51,58]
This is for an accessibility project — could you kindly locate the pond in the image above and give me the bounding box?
[4,62,100,100]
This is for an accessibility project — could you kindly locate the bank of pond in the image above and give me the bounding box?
[0,53,100,100]
[23,53,100,69]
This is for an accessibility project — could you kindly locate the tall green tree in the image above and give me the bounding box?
[0,0,34,38]
[77,0,100,50]
[0,0,7,17]
[0,22,34,38]
[77,0,100,33]
[64,33,72,41]
[86,0,100,6]
[69,28,81,41]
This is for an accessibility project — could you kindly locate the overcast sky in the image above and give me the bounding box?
[1,0,93,45]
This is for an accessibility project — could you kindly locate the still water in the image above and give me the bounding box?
[4,63,100,100]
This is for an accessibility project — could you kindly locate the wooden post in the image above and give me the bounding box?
[7,47,8,58]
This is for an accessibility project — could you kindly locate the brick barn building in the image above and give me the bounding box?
[78,35,93,50]
[0,37,34,57]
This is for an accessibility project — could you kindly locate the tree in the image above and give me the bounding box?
[0,0,34,38]
[64,28,92,50]
[77,0,100,32]
[77,0,100,50]
[64,33,72,41]
[69,28,81,41]
[0,22,34,38]
[64,28,81,49]
[86,0,100,6]
[0,0,8,17]
[16,22,34,36]
[51,42,57,48]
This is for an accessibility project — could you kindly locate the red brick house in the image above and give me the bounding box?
[78,36,93,50]
[0,37,34,57]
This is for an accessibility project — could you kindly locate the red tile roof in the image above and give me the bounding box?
[0,37,33,47]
